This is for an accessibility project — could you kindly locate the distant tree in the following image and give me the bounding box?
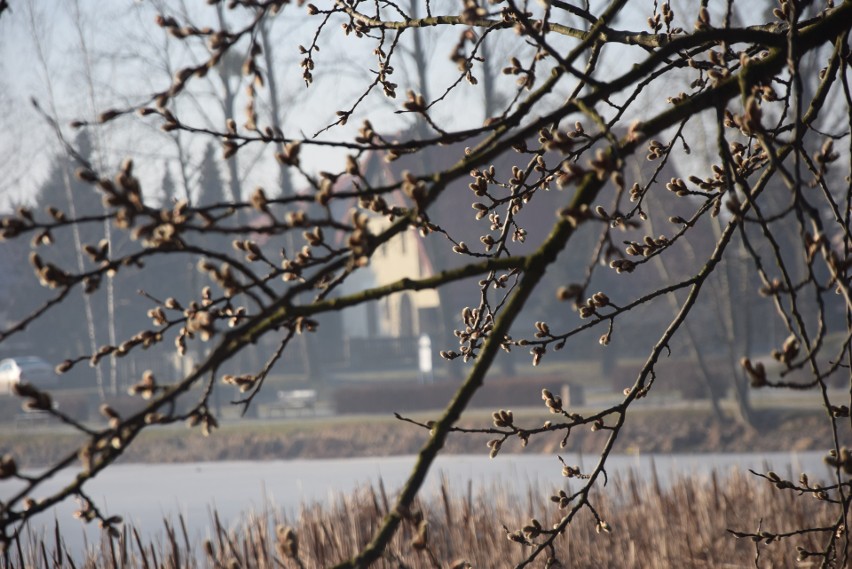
[158,163,176,207]
[134,164,193,335]
[1,1,852,567]
[10,132,106,364]
[0,218,30,338]
[195,142,227,208]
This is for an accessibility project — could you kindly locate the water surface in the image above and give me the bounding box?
[1,451,828,552]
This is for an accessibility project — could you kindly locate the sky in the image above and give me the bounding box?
[0,0,502,211]
[0,0,816,213]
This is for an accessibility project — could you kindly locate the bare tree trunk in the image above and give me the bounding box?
[726,244,759,430]
[404,1,468,381]
[403,10,516,380]
[259,20,324,383]
[642,195,724,419]
[70,0,121,396]
[480,39,498,120]
[27,0,107,399]
[647,227,725,423]
[710,219,757,430]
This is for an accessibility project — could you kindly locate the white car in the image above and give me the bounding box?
[0,357,57,395]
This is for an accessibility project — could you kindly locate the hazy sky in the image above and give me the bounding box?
[0,0,494,210]
[0,1,778,212]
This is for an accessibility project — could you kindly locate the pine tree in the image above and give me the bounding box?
[15,132,105,367]
[159,162,176,207]
[196,143,226,207]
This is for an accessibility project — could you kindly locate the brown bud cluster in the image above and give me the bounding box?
[73,496,97,523]
[740,357,767,388]
[562,464,581,478]
[0,454,17,479]
[346,211,373,266]
[555,163,587,189]
[830,404,850,418]
[522,518,543,539]
[506,528,527,544]
[83,239,110,265]
[82,159,146,230]
[730,96,763,135]
[492,409,514,428]
[14,382,52,412]
[588,148,614,180]
[501,52,535,89]
[114,330,161,358]
[275,142,301,167]
[556,283,583,302]
[294,317,318,335]
[0,213,32,240]
[577,292,610,318]
[147,306,167,327]
[222,374,258,392]
[694,6,711,30]
[198,260,242,299]
[625,235,670,257]
[186,407,218,437]
[815,139,840,165]
[128,370,157,399]
[233,239,263,264]
[402,90,427,113]
[530,345,546,366]
[646,140,666,160]
[538,127,576,154]
[542,388,563,414]
[186,309,216,342]
[609,258,636,274]
[550,489,571,509]
[355,120,376,144]
[30,253,72,289]
[771,335,800,366]
[825,448,852,475]
[486,438,503,459]
[100,404,121,429]
[665,177,689,197]
[452,306,494,362]
[772,0,793,21]
[401,171,427,210]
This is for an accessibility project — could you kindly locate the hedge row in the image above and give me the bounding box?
[331,375,583,415]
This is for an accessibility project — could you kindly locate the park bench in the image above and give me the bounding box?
[268,389,318,417]
[14,410,56,430]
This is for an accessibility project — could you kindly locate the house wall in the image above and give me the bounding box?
[338,264,377,338]
[368,219,439,337]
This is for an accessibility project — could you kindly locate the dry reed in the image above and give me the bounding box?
[6,467,843,568]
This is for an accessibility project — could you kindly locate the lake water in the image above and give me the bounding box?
[0,451,829,553]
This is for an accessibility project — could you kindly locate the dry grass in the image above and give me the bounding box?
[9,468,844,568]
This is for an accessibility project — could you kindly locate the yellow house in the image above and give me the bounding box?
[366,216,440,338]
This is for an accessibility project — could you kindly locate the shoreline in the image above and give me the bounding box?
[0,406,842,468]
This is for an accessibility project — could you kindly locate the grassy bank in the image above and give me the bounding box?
[8,467,841,568]
[0,406,841,468]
